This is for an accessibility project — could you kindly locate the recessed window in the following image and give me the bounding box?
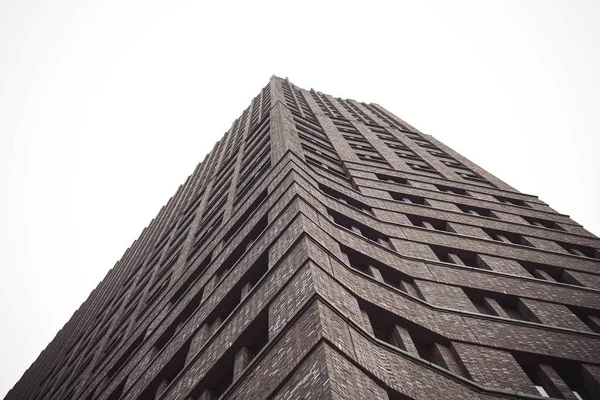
[483,228,533,247]
[456,204,497,218]
[434,184,469,196]
[494,195,529,207]
[406,215,449,231]
[376,173,410,186]
[557,242,600,259]
[328,209,392,249]
[318,183,373,214]
[389,191,428,206]
[430,245,482,269]
[522,216,564,230]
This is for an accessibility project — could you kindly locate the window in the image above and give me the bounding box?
[434,184,469,196]
[406,214,449,232]
[357,152,389,165]
[318,184,373,214]
[440,159,467,169]
[430,245,482,269]
[463,290,493,315]
[463,288,528,321]
[556,242,600,259]
[106,329,147,378]
[521,216,564,230]
[342,246,421,298]
[328,209,393,249]
[407,161,441,175]
[155,288,204,351]
[171,252,213,304]
[223,189,268,242]
[456,171,494,186]
[517,359,593,400]
[376,173,410,186]
[136,340,192,400]
[500,301,528,321]
[569,305,600,333]
[389,191,428,206]
[456,204,497,218]
[518,260,581,286]
[188,313,269,400]
[106,381,126,400]
[394,150,422,161]
[494,195,529,207]
[483,228,533,247]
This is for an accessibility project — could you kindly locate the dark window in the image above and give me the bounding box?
[556,242,600,259]
[407,161,441,175]
[155,288,203,351]
[106,329,147,378]
[430,245,482,269]
[188,313,269,400]
[434,184,469,196]
[516,358,593,400]
[389,191,428,206]
[569,305,600,333]
[319,184,373,214]
[456,204,497,218]
[463,290,493,315]
[106,381,126,400]
[483,228,532,247]
[518,261,581,286]
[136,340,191,400]
[494,195,529,207]
[223,189,268,242]
[171,252,213,304]
[376,173,410,186]
[406,214,449,231]
[328,209,392,248]
[522,216,563,230]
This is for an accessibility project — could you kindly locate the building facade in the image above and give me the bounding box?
[7,76,600,400]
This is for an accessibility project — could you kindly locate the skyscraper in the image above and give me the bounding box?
[7,76,600,400]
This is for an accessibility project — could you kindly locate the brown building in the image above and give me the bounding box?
[7,76,600,400]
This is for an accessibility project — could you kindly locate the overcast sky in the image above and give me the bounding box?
[1,0,599,397]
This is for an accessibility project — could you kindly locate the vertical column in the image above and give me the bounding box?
[269,77,303,163]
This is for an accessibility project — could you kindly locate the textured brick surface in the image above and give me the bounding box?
[7,76,600,400]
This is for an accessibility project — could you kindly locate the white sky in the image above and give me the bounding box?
[1,0,599,396]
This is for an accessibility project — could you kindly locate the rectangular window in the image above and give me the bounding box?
[522,216,564,230]
[430,245,482,269]
[136,340,192,400]
[189,313,269,399]
[494,195,529,207]
[434,184,469,196]
[171,252,213,304]
[318,184,373,214]
[556,242,599,259]
[376,173,410,186]
[463,290,493,315]
[406,215,449,231]
[517,260,581,286]
[155,288,203,351]
[389,191,428,206]
[328,209,392,248]
[224,190,268,242]
[483,228,532,247]
[456,204,497,218]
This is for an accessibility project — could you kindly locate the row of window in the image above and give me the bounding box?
[375,172,537,209]
[34,83,275,400]
[102,250,270,400]
[326,194,599,264]
[363,302,594,399]
[342,246,600,333]
[48,189,272,400]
